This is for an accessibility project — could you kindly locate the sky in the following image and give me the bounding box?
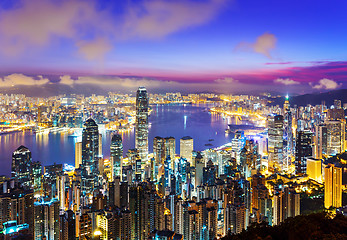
[0,0,346,95]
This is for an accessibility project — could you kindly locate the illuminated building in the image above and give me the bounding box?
[325,120,345,156]
[2,221,29,238]
[11,146,32,189]
[306,158,322,183]
[295,130,313,174]
[59,210,76,240]
[315,124,327,159]
[267,115,284,171]
[324,163,342,209]
[180,136,193,163]
[135,87,149,163]
[79,213,92,239]
[110,134,123,180]
[154,136,165,165]
[0,188,34,236]
[231,131,246,164]
[34,198,60,240]
[81,118,100,194]
[75,142,82,169]
[32,161,42,195]
[283,95,293,170]
[164,137,176,166]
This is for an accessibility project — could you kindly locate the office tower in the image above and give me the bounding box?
[325,120,345,156]
[324,163,342,208]
[267,115,284,171]
[315,124,327,159]
[135,87,149,163]
[81,118,99,194]
[180,136,194,163]
[283,95,293,170]
[231,131,246,164]
[153,136,165,165]
[334,99,342,109]
[203,160,217,186]
[75,142,82,169]
[34,198,60,240]
[110,134,123,180]
[32,161,42,195]
[164,137,176,162]
[295,130,313,174]
[306,158,322,183]
[99,133,103,157]
[59,210,76,240]
[11,145,32,189]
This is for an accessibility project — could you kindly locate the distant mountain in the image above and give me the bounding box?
[271,89,347,107]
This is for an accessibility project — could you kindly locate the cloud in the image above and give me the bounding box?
[214,77,236,84]
[274,78,300,85]
[77,38,113,61]
[235,33,277,58]
[59,75,75,85]
[0,74,49,87]
[0,0,227,59]
[311,78,341,90]
[121,0,227,39]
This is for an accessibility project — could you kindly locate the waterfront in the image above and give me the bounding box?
[0,104,253,176]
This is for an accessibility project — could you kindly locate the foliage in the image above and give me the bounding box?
[222,213,347,240]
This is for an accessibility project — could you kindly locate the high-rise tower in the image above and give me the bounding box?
[110,133,123,180]
[267,115,284,171]
[135,87,149,163]
[81,118,99,194]
[11,145,32,189]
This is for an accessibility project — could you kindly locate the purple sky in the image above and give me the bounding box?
[0,0,346,94]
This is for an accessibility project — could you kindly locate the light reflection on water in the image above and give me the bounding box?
[0,104,247,176]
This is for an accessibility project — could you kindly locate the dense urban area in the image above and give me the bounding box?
[0,87,346,239]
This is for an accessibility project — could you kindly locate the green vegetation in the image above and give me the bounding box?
[222,213,347,240]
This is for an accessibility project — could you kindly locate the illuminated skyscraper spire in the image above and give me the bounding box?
[135,87,149,163]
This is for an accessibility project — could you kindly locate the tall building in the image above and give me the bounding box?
[324,163,342,209]
[11,146,32,189]
[81,118,100,194]
[267,115,284,171]
[283,95,293,170]
[325,120,345,156]
[110,134,123,180]
[75,142,82,169]
[135,87,149,163]
[315,124,327,159]
[295,130,313,174]
[306,158,322,183]
[34,198,60,240]
[180,136,194,163]
[153,136,165,165]
[164,137,176,162]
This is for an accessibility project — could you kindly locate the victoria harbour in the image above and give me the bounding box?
[0,104,252,176]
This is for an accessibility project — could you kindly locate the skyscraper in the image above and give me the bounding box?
[11,145,32,189]
[324,163,342,209]
[110,133,123,180]
[75,142,82,169]
[283,95,293,170]
[135,87,149,163]
[180,136,194,163]
[267,115,284,171]
[295,130,313,174]
[81,118,99,194]
[164,137,176,162]
[153,136,165,165]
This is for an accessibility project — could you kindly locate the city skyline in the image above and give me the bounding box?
[0,0,346,94]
